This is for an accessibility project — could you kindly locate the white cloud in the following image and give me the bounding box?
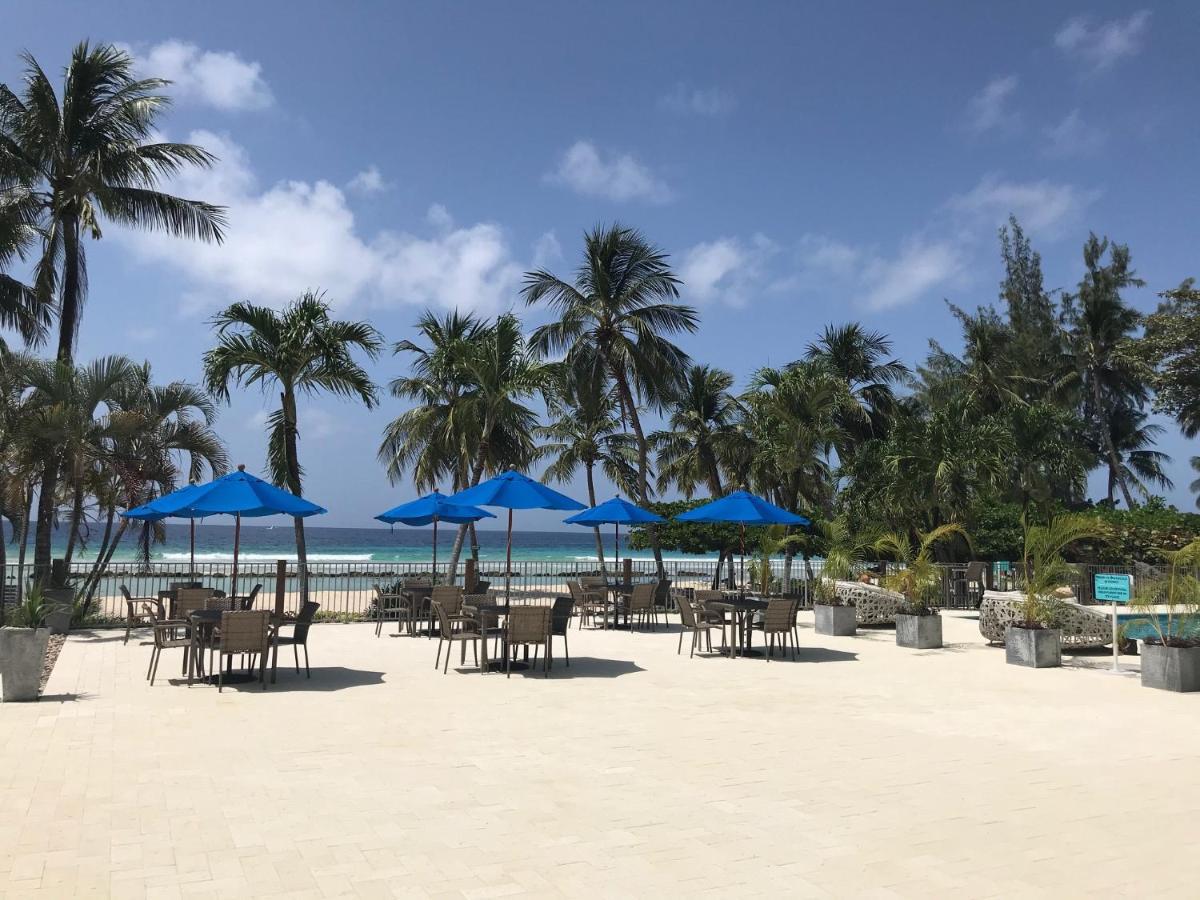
[531,231,563,269]
[347,165,390,195]
[1055,10,1151,71]
[132,40,272,111]
[115,130,522,315]
[680,235,778,307]
[797,234,861,277]
[425,203,454,231]
[127,325,160,343]
[965,75,1020,134]
[947,174,1100,234]
[860,240,964,311]
[660,83,736,116]
[545,141,672,203]
[1042,110,1105,158]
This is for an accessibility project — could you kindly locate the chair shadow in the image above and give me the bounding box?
[761,646,859,664]
[68,630,131,644]
[164,666,386,693]
[452,656,646,679]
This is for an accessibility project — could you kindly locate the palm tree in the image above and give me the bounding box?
[1062,234,1146,509]
[540,367,638,574]
[804,323,907,457]
[2,42,226,582]
[522,224,699,575]
[442,314,555,581]
[0,185,51,345]
[875,524,969,615]
[652,364,740,500]
[1103,407,1172,505]
[1017,513,1109,627]
[203,292,381,599]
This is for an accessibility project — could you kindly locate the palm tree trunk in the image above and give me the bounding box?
[87,517,127,606]
[33,454,60,586]
[63,476,86,570]
[612,371,664,577]
[469,521,480,563]
[78,504,115,613]
[57,217,82,363]
[585,462,607,577]
[281,389,309,602]
[446,449,487,584]
[1094,380,1136,509]
[17,484,33,602]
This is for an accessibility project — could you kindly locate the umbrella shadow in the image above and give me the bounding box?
[500,656,646,679]
[766,646,859,664]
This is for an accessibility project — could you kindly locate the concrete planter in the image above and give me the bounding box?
[815,604,857,637]
[1005,625,1061,668]
[0,627,50,701]
[43,588,74,636]
[1141,643,1200,693]
[896,613,942,649]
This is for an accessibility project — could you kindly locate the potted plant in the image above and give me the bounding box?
[876,524,967,650]
[812,517,873,637]
[43,559,77,635]
[1130,540,1200,692]
[0,586,51,701]
[1007,513,1108,669]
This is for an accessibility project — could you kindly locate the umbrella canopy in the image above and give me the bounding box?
[451,469,586,511]
[563,496,664,526]
[121,466,326,594]
[564,496,664,574]
[375,491,495,582]
[375,490,495,526]
[674,490,809,526]
[450,470,585,601]
[675,491,809,592]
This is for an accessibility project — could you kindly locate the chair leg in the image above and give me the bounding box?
[564,631,569,667]
[218,654,224,692]
[294,644,300,674]
[444,641,452,674]
[678,628,684,655]
[304,644,310,677]
[146,647,156,680]
[435,636,443,670]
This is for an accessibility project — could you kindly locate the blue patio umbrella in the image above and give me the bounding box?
[450,470,585,601]
[375,490,495,580]
[124,483,212,571]
[122,465,327,592]
[675,490,810,589]
[563,496,664,570]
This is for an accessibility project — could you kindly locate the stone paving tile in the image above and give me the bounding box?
[3,612,1200,897]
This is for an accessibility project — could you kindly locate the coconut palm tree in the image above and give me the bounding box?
[0,185,50,345]
[1102,407,1172,505]
[875,524,969,615]
[203,291,381,600]
[539,367,638,573]
[2,42,226,582]
[522,224,699,575]
[652,364,740,500]
[442,313,555,582]
[1062,234,1146,509]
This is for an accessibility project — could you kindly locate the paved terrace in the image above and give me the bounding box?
[3,611,1199,898]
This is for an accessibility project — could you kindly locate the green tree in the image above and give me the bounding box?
[2,42,226,583]
[203,292,381,599]
[875,524,968,615]
[539,367,637,573]
[0,185,50,344]
[1062,234,1146,509]
[1136,280,1200,437]
[523,224,699,575]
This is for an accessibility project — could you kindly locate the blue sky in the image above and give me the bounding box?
[3,2,1198,527]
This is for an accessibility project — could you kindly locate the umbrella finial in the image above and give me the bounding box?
[237,463,246,472]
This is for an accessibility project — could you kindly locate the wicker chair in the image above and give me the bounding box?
[238,584,263,610]
[373,584,411,637]
[978,590,1110,649]
[171,587,215,621]
[694,589,733,631]
[654,578,673,610]
[830,580,903,625]
[273,601,320,677]
[432,599,481,674]
[208,610,271,691]
[753,598,800,661]
[963,562,988,607]
[549,596,573,667]
[146,611,191,684]
[503,605,552,678]
[624,583,660,631]
[122,585,165,645]
[677,595,725,658]
[568,580,607,629]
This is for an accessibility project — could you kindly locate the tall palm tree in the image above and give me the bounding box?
[2,42,226,582]
[652,364,740,500]
[0,185,50,345]
[522,224,699,576]
[1062,234,1146,509]
[203,291,381,599]
[540,367,638,573]
[442,314,555,581]
[1103,407,1172,505]
[804,322,907,457]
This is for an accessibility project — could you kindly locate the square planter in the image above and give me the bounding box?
[1005,625,1061,669]
[896,613,942,649]
[815,603,856,637]
[43,588,74,636]
[1141,643,1200,692]
[0,627,51,701]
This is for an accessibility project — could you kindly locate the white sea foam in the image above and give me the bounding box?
[158,552,375,563]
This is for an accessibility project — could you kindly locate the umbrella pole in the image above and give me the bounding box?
[740,523,745,595]
[505,509,513,604]
[232,513,241,599]
[614,522,619,570]
[433,517,438,585]
[190,519,195,575]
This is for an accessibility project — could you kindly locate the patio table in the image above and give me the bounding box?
[709,597,769,658]
[187,609,276,686]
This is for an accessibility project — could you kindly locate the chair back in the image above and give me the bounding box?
[205,597,236,612]
[431,585,463,616]
[762,597,798,633]
[550,596,573,636]
[293,601,320,642]
[506,605,551,645]
[580,575,606,592]
[628,583,655,612]
[218,610,271,654]
[964,561,987,583]
[173,587,214,619]
[694,589,723,605]
[654,579,673,606]
[677,596,700,628]
[241,584,263,609]
[431,599,462,639]
[567,581,587,604]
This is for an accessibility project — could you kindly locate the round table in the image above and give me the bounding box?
[708,597,769,658]
[186,610,265,685]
